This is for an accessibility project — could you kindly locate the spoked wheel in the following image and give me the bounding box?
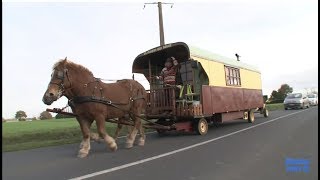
[195,118,208,135]
[243,111,249,120]
[248,109,255,123]
[263,108,269,117]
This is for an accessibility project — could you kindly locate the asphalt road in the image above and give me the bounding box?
[3,107,318,180]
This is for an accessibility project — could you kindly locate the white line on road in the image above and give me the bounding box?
[70,109,310,180]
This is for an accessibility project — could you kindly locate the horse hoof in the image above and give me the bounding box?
[78,152,89,158]
[138,140,145,146]
[109,142,118,152]
[125,142,133,149]
[90,133,100,141]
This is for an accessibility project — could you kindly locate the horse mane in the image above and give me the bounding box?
[53,59,94,77]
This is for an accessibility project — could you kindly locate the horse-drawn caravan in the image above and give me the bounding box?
[44,41,268,157]
[132,42,268,135]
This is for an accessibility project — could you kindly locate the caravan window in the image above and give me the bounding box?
[225,66,241,86]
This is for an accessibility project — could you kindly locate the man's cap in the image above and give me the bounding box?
[166,57,175,63]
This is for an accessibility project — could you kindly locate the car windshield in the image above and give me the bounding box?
[307,94,316,98]
[286,93,302,99]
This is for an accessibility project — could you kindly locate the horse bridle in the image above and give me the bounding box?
[49,68,72,94]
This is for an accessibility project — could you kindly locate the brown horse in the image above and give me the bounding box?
[42,58,147,158]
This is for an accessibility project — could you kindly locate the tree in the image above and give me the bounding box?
[15,110,27,121]
[268,84,293,103]
[270,90,281,100]
[39,111,53,120]
[278,84,293,99]
[263,95,268,103]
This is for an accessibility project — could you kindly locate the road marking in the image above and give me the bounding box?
[70,109,310,180]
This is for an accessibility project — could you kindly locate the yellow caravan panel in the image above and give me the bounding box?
[240,69,262,89]
[191,56,226,87]
[190,46,262,90]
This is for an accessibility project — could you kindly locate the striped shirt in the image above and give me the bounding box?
[160,66,177,85]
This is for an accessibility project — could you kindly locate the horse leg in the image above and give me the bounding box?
[125,114,142,149]
[95,116,117,152]
[137,121,146,146]
[77,118,92,158]
[113,118,123,142]
[125,122,138,149]
[90,132,104,143]
[136,101,146,146]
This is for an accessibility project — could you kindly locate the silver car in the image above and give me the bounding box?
[307,94,318,106]
[284,93,310,110]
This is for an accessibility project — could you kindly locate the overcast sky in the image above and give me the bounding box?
[2,0,318,119]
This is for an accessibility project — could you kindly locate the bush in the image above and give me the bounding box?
[39,111,53,120]
[19,117,26,121]
[15,110,27,120]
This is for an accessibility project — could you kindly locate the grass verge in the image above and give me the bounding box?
[3,104,285,152]
[2,118,128,152]
[266,103,284,111]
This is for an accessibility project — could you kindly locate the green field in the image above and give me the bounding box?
[2,118,126,152]
[266,103,284,111]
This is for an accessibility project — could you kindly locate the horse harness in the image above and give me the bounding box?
[51,68,163,127]
[66,77,145,119]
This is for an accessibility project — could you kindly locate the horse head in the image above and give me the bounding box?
[42,58,96,105]
[42,57,72,105]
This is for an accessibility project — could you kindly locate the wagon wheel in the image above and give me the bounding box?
[263,108,269,117]
[195,118,208,135]
[243,111,249,120]
[248,109,255,123]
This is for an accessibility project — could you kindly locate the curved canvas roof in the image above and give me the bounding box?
[132,42,260,73]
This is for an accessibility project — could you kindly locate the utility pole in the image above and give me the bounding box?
[144,2,174,46]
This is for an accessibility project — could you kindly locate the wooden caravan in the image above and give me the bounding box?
[132,42,268,135]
